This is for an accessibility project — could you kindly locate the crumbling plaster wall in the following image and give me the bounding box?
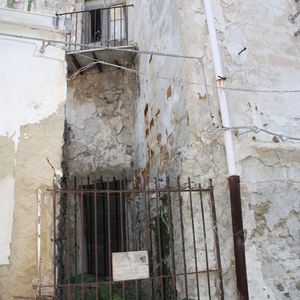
[206,0,300,299]
[65,68,137,177]
[131,0,300,299]
[130,0,236,299]
[0,9,67,299]
[129,0,190,180]
[3,0,139,179]
[214,0,300,299]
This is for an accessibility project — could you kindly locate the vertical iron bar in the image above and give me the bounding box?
[94,175,99,300]
[120,7,123,45]
[131,181,138,300]
[99,9,102,45]
[94,9,96,44]
[125,6,129,45]
[125,178,129,252]
[114,7,116,46]
[131,184,137,251]
[101,176,107,277]
[135,280,138,300]
[53,185,57,296]
[81,11,84,47]
[80,177,85,300]
[209,179,224,300]
[87,176,92,273]
[64,14,68,49]
[146,178,155,298]
[155,178,165,299]
[69,14,72,51]
[166,177,177,299]
[120,180,124,251]
[90,11,92,45]
[107,178,112,300]
[143,178,153,299]
[74,177,78,276]
[107,7,110,46]
[120,180,126,300]
[114,177,120,251]
[177,177,189,300]
[75,12,78,48]
[199,185,212,299]
[188,178,200,300]
[67,185,71,300]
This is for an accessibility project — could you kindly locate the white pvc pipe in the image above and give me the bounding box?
[203,0,238,176]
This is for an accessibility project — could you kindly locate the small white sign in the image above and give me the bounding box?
[112,250,149,281]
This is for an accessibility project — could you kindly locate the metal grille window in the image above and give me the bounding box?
[39,176,224,300]
[89,9,103,43]
[82,180,125,278]
[109,5,126,44]
[56,4,132,50]
[89,5,127,45]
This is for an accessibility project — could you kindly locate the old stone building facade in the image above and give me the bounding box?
[0,0,299,299]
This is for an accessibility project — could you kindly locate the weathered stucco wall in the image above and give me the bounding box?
[129,0,184,179]
[130,0,300,299]
[129,1,236,299]
[65,68,137,177]
[0,8,67,299]
[214,1,300,299]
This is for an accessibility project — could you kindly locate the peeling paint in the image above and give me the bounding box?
[150,118,154,130]
[159,145,170,171]
[167,133,174,146]
[157,133,162,144]
[167,85,172,99]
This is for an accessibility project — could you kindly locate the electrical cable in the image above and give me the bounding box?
[220,126,300,141]
[2,32,299,141]
[2,32,300,93]
[0,32,202,61]
[204,124,300,142]
[69,50,300,94]
[200,58,215,125]
[68,52,300,142]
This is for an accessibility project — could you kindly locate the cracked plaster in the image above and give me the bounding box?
[65,69,137,177]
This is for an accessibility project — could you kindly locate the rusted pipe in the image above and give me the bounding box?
[229,175,249,300]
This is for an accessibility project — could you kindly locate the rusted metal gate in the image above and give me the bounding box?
[39,177,224,300]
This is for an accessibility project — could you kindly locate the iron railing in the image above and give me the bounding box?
[57,5,133,52]
[39,176,224,299]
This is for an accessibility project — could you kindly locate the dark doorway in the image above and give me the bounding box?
[89,9,104,43]
[83,180,126,279]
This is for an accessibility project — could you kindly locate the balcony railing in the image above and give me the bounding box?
[57,4,133,52]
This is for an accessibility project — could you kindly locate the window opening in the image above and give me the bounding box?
[82,180,126,279]
[87,4,127,46]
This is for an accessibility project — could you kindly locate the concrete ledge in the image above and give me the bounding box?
[0,7,66,32]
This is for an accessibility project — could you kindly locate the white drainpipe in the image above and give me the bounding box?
[203,0,237,176]
[203,3,249,299]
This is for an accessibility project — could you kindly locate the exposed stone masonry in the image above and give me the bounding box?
[64,68,137,177]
